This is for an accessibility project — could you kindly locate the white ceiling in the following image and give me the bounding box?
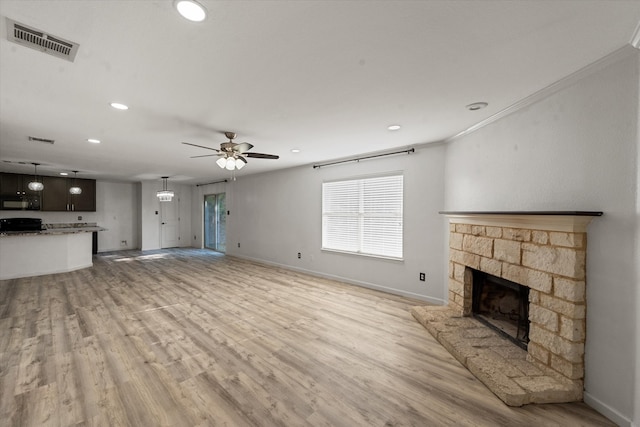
[1,1,639,184]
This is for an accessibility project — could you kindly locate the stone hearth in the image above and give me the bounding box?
[412,211,601,406]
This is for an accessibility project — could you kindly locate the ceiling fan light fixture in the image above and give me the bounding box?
[186,131,278,171]
[225,157,236,170]
[175,0,207,22]
[157,176,174,202]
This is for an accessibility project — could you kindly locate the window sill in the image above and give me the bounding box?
[321,248,404,262]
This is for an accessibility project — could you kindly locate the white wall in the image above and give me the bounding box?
[222,144,447,303]
[444,49,639,426]
[140,180,192,251]
[95,181,139,251]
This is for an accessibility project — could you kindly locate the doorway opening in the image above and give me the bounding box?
[204,193,226,252]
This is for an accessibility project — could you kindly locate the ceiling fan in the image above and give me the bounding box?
[182,132,279,171]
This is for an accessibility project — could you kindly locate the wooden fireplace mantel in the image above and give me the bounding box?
[439,211,603,233]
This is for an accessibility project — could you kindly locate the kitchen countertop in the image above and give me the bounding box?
[0,222,106,237]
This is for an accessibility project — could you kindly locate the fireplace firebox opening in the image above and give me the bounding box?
[471,269,530,350]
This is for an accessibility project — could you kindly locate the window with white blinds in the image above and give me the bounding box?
[322,173,403,259]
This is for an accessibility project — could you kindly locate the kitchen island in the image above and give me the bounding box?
[0,223,105,280]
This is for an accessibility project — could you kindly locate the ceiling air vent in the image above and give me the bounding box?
[6,18,79,62]
[28,136,55,144]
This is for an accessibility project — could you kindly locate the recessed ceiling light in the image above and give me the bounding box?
[87,138,101,144]
[466,102,488,111]
[59,172,68,176]
[110,102,128,110]
[291,149,300,153]
[387,125,401,131]
[175,0,207,22]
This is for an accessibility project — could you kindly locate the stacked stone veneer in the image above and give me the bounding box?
[447,219,587,389]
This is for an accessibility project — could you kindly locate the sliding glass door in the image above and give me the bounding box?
[204,193,226,252]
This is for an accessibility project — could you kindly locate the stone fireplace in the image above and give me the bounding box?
[411,211,601,406]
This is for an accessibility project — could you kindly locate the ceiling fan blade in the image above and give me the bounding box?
[246,152,279,159]
[190,154,223,158]
[181,142,220,152]
[237,156,247,164]
[233,142,254,154]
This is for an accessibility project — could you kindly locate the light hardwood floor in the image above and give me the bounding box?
[0,249,614,426]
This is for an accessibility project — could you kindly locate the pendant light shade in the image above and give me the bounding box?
[69,171,82,195]
[28,163,44,191]
[157,176,174,202]
[28,181,44,191]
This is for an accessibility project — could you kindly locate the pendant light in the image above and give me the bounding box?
[69,171,82,195]
[157,176,174,202]
[27,163,44,191]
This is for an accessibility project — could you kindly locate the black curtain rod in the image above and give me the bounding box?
[196,179,228,187]
[312,148,415,169]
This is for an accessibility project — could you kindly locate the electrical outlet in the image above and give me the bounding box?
[121,240,127,246]
[297,252,301,259]
[419,272,426,281]
[237,242,241,248]
[77,215,82,220]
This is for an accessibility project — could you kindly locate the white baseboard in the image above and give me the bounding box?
[231,254,446,305]
[584,392,632,427]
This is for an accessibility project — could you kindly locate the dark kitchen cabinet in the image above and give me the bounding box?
[71,178,96,212]
[42,176,96,212]
[0,173,41,197]
[0,173,42,210]
[1,173,95,212]
[41,176,69,211]
[0,173,22,196]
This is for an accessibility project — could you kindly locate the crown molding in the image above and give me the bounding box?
[445,45,638,143]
